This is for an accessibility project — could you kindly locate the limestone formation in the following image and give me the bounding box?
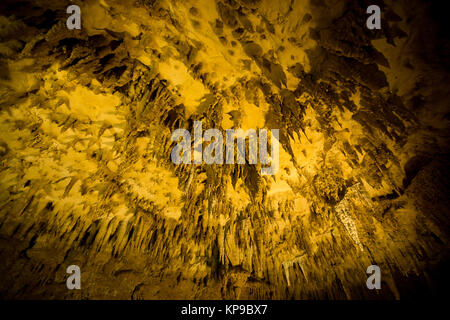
[0,0,448,299]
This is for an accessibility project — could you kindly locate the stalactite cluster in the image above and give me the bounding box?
[0,0,448,299]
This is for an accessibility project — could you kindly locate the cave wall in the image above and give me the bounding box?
[0,0,449,299]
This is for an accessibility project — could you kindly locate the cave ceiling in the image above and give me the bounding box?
[0,0,449,299]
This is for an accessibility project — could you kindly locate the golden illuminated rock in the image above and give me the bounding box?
[0,0,448,299]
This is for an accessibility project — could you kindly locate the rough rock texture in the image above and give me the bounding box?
[0,0,449,299]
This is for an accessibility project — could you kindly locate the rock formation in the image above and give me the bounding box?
[0,0,448,299]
